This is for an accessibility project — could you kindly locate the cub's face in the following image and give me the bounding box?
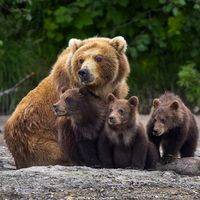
[71,42,118,88]
[151,99,181,136]
[108,100,130,127]
[53,88,86,117]
[106,94,138,128]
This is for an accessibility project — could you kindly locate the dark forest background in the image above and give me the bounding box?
[0,0,200,114]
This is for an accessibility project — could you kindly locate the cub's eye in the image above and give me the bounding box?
[118,109,124,115]
[94,55,102,63]
[109,108,113,113]
[65,97,72,104]
[79,58,84,64]
[160,118,166,123]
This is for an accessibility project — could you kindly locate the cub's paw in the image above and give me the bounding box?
[161,155,176,165]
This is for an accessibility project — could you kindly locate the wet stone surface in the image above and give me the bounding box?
[0,115,200,199]
[0,165,200,199]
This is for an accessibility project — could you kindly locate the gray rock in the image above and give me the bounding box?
[0,143,200,199]
[0,165,200,200]
[0,113,200,199]
[0,145,15,171]
[157,157,200,176]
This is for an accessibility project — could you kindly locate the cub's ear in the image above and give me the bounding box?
[60,86,68,94]
[110,36,127,53]
[170,100,179,110]
[153,98,160,109]
[79,87,89,96]
[128,96,139,107]
[68,38,83,52]
[107,93,116,104]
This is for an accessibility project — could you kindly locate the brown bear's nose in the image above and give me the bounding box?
[108,116,116,124]
[152,129,159,136]
[78,69,89,81]
[53,104,58,112]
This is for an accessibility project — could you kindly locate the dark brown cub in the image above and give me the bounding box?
[98,94,158,169]
[54,87,107,167]
[147,92,199,164]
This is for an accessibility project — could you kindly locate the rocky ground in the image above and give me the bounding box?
[0,115,200,199]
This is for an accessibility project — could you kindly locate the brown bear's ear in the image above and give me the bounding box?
[68,38,83,52]
[153,98,160,109]
[79,87,89,96]
[170,100,179,111]
[60,86,68,94]
[107,93,116,104]
[110,36,127,53]
[128,96,139,107]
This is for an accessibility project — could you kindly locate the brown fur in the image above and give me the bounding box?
[4,36,130,169]
[145,141,159,170]
[98,94,151,169]
[53,87,107,167]
[55,116,78,164]
[69,37,130,98]
[147,92,199,164]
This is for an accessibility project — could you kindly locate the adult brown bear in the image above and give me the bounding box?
[4,36,130,169]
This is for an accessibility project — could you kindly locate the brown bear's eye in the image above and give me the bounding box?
[65,97,72,104]
[118,109,124,115]
[109,108,113,113]
[160,118,166,124]
[94,55,102,63]
[79,58,84,64]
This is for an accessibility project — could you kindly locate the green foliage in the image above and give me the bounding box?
[1,0,200,113]
[178,63,200,108]
[0,0,57,113]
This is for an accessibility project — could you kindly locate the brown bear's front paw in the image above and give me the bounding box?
[161,155,176,165]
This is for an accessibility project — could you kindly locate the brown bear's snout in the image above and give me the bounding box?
[78,68,94,84]
[53,104,59,114]
[53,103,67,116]
[108,116,117,125]
[78,68,89,81]
[152,127,164,136]
[152,129,159,136]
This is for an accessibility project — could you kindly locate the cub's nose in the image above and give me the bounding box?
[152,129,159,136]
[108,116,116,124]
[53,104,58,112]
[78,68,89,80]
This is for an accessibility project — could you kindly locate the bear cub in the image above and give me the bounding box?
[147,92,199,164]
[53,87,107,167]
[98,94,158,169]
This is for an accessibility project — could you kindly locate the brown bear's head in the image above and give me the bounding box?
[53,87,79,117]
[68,36,130,97]
[53,87,107,138]
[53,87,106,124]
[151,99,183,136]
[53,87,91,117]
[106,93,139,128]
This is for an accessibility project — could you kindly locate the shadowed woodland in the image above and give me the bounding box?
[0,0,200,114]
